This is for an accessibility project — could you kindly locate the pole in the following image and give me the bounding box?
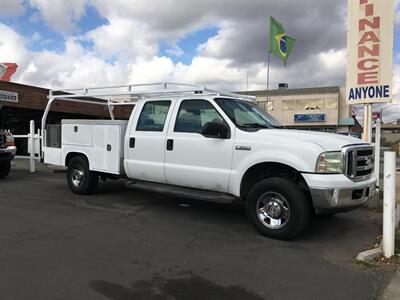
[382,151,396,258]
[374,118,381,188]
[363,104,372,143]
[265,52,270,112]
[29,120,35,173]
[368,104,372,142]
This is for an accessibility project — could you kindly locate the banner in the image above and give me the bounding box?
[346,0,394,104]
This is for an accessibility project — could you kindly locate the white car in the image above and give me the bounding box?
[42,84,376,239]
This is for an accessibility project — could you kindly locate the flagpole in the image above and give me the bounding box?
[265,52,270,112]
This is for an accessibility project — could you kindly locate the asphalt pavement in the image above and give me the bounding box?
[0,161,395,300]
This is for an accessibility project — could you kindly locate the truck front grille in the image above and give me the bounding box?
[344,145,374,181]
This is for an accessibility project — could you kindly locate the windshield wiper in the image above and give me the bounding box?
[240,123,273,129]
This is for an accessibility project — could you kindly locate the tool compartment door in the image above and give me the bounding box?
[92,125,121,173]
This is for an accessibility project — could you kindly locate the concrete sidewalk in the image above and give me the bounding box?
[382,270,400,300]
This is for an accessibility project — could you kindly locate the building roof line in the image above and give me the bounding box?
[237,86,340,97]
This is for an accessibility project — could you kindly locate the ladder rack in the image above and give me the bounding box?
[50,82,255,104]
[41,82,255,154]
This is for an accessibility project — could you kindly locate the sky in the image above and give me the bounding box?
[0,0,399,122]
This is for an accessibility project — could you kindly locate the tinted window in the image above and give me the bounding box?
[136,101,171,131]
[174,100,225,133]
[215,98,281,128]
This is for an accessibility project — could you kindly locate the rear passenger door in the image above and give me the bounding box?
[125,100,174,183]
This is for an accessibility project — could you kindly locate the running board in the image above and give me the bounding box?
[126,180,238,204]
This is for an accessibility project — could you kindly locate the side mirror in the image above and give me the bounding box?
[202,122,229,139]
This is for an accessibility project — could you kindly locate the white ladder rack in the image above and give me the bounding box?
[41,82,255,154]
[50,82,255,104]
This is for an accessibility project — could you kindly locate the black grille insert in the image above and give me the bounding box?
[344,146,374,181]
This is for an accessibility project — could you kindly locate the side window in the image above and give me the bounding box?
[136,101,171,132]
[174,100,225,133]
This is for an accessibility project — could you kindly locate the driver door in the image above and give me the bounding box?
[164,99,233,193]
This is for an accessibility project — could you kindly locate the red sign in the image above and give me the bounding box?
[0,63,18,81]
[372,112,381,120]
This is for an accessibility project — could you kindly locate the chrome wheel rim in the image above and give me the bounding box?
[71,164,85,187]
[256,191,290,229]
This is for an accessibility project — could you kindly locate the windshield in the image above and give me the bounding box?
[215,98,282,129]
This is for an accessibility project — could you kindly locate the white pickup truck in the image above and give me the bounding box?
[42,83,376,239]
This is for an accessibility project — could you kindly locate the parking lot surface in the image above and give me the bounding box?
[0,163,395,300]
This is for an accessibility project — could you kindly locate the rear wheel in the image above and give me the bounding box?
[0,160,11,178]
[246,177,311,240]
[67,156,98,194]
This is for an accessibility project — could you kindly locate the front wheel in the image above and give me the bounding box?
[67,156,98,195]
[246,177,311,240]
[0,160,11,178]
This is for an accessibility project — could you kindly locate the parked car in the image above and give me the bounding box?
[42,83,377,240]
[0,130,16,178]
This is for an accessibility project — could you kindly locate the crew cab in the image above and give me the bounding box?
[42,83,376,239]
[0,130,16,178]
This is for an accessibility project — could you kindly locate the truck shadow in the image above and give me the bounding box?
[89,275,266,300]
[91,179,380,247]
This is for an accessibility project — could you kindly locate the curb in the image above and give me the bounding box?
[356,247,383,262]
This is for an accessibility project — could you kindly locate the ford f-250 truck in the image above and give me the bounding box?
[0,130,16,178]
[42,83,376,239]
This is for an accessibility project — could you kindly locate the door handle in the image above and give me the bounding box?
[129,137,135,148]
[166,139,174,151]
[107,144,112,151]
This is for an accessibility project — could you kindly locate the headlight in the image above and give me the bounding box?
[5,134,14,147]
[316,151,343,174]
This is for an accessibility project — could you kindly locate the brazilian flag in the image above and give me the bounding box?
[269,17,296,65]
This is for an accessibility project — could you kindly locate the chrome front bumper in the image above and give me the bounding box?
[309,179,377,214]
[0,146,16,158]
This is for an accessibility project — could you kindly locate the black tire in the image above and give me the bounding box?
[67,156,98,195]
[0,160,11,178]
[246,177,311,240]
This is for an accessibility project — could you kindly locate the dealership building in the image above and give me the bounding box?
[240,85,360,133]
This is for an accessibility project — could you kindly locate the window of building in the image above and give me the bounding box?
[174,100,225,133]
[296,99,309,111]
[282,100,296,110]
[256,100,274,111]
[136,101,171,131]
[325,98,337,109]
[267,101,274,111]
[309,99,325,110]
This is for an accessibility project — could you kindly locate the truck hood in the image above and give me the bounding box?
[255,129,367,151]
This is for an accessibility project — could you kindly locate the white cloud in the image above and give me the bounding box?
[165,46,184,57]
[29,0,87,33]
[129,56,175,84]
[85,16,159,61]
[0,23,30,71]
[318,49,346,70]
[0,0,25,16]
